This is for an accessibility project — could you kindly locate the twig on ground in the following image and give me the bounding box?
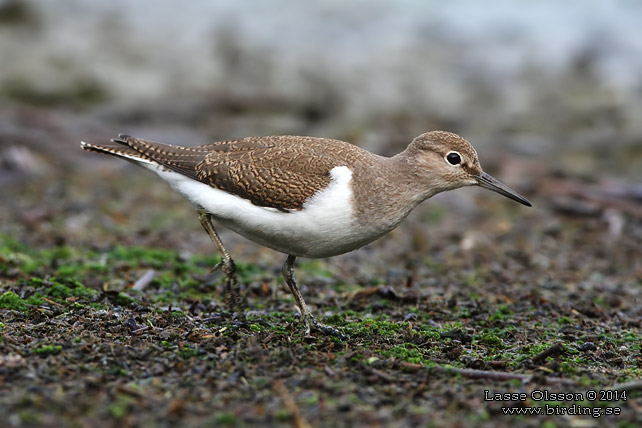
[274,379,311,428]
[428,365,577,386]
[531,342,565,363]
[133,269,156,291]
[131,326,150,335]
[612,379,642,392]
[42,297,64,307]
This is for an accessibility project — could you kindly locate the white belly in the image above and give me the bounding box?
[145,164,385,258]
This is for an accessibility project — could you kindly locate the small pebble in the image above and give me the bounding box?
[578,342,596,351]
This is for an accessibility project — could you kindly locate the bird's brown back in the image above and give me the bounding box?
[119,135,375,211]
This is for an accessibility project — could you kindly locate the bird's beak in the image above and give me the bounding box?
[476,171,532,207]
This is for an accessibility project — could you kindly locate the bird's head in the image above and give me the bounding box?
[406,131,532,207]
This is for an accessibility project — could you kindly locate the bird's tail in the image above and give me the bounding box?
[80,134,155,165]
[81,134,206,182]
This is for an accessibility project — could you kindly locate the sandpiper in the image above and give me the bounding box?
[81,131,531,337]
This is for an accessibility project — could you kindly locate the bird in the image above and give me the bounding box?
[81,131,531,337]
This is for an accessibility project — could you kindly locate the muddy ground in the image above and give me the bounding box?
[0,96,640,428]
[0,2,641,425]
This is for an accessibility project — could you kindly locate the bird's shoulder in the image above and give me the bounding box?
[195,135,369,211]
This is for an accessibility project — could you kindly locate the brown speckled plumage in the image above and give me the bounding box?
[81,130,529,232]
[88,134,379,212]
[81,130,531,337]
[193,136,368,211]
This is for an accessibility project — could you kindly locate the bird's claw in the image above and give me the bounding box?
[209,262,222,274]
[303,314,347,340]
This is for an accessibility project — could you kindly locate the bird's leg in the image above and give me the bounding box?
[282,255,345,339]
[198,209,244,314]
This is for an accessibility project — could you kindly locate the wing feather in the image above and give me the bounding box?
[95,135,362,211]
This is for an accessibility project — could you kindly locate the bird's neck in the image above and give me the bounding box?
[350,153,437,233]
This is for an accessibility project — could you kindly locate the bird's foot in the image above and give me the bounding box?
[198,209,246,317]
[303,313,347,340]
[214,258,245,314]
[223,276,246,318]
[210,261,246,317]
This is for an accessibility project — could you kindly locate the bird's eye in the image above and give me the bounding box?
[446,152,461,165]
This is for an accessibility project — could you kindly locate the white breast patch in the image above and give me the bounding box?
[145,163,363,257]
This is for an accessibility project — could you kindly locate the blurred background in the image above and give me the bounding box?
[0,0,640,282]
[2,3,642,425]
